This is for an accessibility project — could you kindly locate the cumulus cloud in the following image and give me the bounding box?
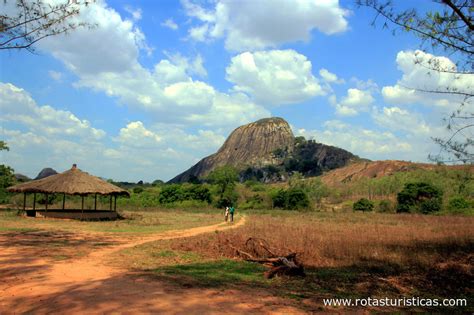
[334,88,374,116]
[319,68,344,84]
[182,0,349,51]
[295,120,419,162]
[35,1,270,128]
[372,106,432,135]
[226,50,324,105]
[382,50,474,109]
[0,82,105,140]
[161,18,178,30]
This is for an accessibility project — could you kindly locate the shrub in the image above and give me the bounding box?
[133,187,144,194]
[378,200,393,213]
[286,188,310,210]
[158,185,183,204]
[448,197,469,211]
[271,189,287,209]
[353,198,374,212]
[271,188,309,210]
[397,182,443,214]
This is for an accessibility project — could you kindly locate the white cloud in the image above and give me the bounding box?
[36,2,269,128]
[161,18,178,30]
[319,68,344,84]
[296,121,414,160]
[334,88,374,116]
[0,82,105,140]
[372,106,431,135]
[182,0,349,51]
[226,50,324,105]
[382,50,474,110]
[124,6,142,21]
[48,70,63,82]
[116,121,162,148]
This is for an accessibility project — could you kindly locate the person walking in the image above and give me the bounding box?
[229,205,235,222]
[224,206,229,222]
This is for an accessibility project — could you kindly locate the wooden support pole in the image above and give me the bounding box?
[45,193,48,212]
[33,193,36,210]
[114,195,117,212]
[62,193,66,210]
[109,195,112,211]
[94,194,97,210]
[81,195,84,211]
[23,193,26,211]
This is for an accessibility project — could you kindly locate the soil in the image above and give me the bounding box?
[0,217,306,314]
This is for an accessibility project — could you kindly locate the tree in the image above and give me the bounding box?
[358,0,473,164]
[207,166,239,207]
[397,182,443,214]
[353,198,374,212]
[0,141,15,203]
[1,0,95,52]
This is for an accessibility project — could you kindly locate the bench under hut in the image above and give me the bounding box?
[7,164,130,220]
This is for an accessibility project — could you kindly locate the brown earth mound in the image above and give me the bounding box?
[321,160,473,185]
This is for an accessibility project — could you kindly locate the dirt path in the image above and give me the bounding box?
[0,217,304,314]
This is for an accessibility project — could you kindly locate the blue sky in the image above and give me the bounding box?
[1,0,472,182]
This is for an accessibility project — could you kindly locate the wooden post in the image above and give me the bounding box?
[114,195,117,212]
[62,193,66,210]
[33,193,36,210]
[94,194,97,210]
[45,193,48,212]
[23,193,26,211]
[81,195,84,211]
[109,195,112,211]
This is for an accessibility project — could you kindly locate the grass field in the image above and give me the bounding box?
[0,209,222,234]
[113,211,473,312]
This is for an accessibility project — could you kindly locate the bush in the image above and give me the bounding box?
[353,198,374,212]
[378,200,393,213]
[448,197,470,211]
[286,188,309,210]
[133,187,144,194]
[271,188,309,210]
[397,182,443,214]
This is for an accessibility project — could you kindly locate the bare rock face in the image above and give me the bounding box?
[35,168,58,180]
[169,117,294,182]
[169,117,362,183]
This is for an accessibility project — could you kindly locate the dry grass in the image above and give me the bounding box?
[171,212,473,268]
[159,212,473,309]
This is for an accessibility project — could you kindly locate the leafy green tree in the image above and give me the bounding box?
[207,166,239,207]
[397,182,443,214]
[0,141,15,203]
[353,198,374,212]
[358,0,473,164]
[286,188,310,210]
[158,184,183,204]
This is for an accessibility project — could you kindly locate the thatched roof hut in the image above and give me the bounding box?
[7,164,129,218]
[8,164,129,196]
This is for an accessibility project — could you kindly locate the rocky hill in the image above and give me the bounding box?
[35,168,58,180]
[169,117,361,183]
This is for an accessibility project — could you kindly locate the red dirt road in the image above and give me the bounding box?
[0,217,305,314]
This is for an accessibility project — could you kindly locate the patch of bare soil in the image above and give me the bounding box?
[0,217,306,314]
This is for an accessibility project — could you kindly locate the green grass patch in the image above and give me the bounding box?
[155,259,268,287]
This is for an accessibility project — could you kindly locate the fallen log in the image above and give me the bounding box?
[229,239,305,279]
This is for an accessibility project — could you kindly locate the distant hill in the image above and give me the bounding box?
[320,160,474,185]
[169,117,362,183]
[14,173,31,183]
[35,168,58,180]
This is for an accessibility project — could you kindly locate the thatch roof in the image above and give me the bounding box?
[7,164,130,196]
